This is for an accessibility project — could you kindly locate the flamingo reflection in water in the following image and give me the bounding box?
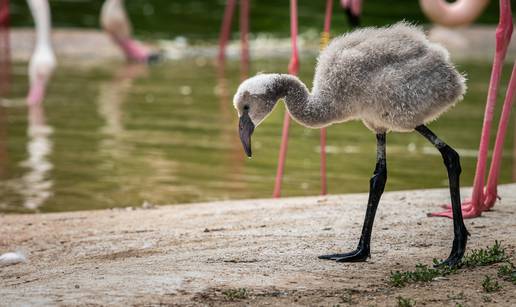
[18,103,53,210]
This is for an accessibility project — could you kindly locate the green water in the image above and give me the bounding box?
[1,58,515,213]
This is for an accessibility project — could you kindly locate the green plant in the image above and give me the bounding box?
[389,242,509,288]
[461,241,507,267]
[482,295,492,303]
[222,288,249,300]
[390,263,455,287]
[497,261,516,285]
[397,296,415,307]
[482,275,502,293]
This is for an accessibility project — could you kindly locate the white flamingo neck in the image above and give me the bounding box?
[101,0,131,39]
[27,0,53,50]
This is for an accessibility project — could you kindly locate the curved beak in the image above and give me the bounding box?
[238,111,255,157]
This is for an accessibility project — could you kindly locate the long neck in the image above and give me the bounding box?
[273,74,335,128]
[419,0,489,27]
[101,0,131,39]
[27,0,52,50]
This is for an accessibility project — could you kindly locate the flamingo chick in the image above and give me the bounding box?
[233,22,469,266]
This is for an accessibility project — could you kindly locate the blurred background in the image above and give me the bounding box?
[0,0,515,213]
[7,0,501,40]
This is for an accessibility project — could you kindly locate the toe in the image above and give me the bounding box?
[427,210,454,218]
[319,253,354,260]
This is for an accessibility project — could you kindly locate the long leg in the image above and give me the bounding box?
[273,0,299,198]
[100,0,159,63]
[484,61,516,209]
[319,133,387,262]
[430,0,513,219]
[239,0,250,81]
[416,125,469,266]
[217,0,237,63]
[319,0,333,196]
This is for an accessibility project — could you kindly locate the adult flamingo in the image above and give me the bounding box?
[421,0,516,219]
[100,0,159,63]
[26,0,56,105]
[25,0,157,105]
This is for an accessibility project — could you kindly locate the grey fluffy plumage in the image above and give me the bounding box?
[233,22,466,133]
[234,22,470,266]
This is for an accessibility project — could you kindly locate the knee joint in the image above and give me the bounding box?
[442,146,461,174]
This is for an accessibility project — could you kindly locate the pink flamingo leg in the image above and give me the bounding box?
[114,37,152,63]
[274,112,291,198]
[101,0,158,63]
[239,0,250,81]
[350,0,362,16]
[484,61,516,209]
[319,0,333,196]
[320,128,327,195]
[273,0,299,198]
[26,78,46,105]
[430,0,513,219]
[218,0,237,63]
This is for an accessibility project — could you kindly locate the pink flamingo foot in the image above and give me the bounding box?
[427,209,454,218]
[440,198,472,210]
[431,197,484,219]
[428,204,483,219]
[117,38,161,64]
[483,188,500,211]
[26,79,46,105]
[440,188,499,212]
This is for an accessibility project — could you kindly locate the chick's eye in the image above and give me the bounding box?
[243,105,250,111]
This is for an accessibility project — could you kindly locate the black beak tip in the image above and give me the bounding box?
[241,136,252,158]
[238,112,255,158]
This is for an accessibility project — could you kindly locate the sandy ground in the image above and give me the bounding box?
[0,184,515,306]
[10,25,516,64]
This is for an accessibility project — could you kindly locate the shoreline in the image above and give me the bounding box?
[10,25,516,65]
[1,184,515,305]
